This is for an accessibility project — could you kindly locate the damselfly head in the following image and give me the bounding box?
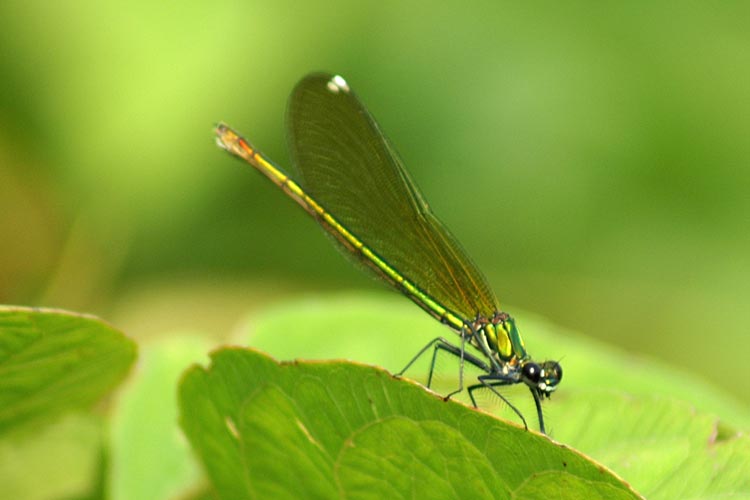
[521,360,562,398]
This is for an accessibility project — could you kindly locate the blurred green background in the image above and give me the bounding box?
[1,1,748,406]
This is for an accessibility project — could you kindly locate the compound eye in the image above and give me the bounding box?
[522,363,541,384]
[540,361,562,383]
[550,362,562,382]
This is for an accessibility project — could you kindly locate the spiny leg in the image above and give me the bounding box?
[395,337,453,379]
[426,338,442,388]
[396,336,490,398]
[439,322,486,399]
[428,326,468,393]
[467,377,531,432]
[435,330,476,399]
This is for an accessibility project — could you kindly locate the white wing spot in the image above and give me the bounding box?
[326,74,350,93]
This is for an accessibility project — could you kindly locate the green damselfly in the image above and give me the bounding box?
[215,73,562,433]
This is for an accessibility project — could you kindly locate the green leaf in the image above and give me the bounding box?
[179,348,640,500]
[549,391,750,499]
[0,306,137,434]
[246,294,750,432]
[238,293,750,499]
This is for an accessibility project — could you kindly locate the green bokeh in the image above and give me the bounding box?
[1,0,748,409]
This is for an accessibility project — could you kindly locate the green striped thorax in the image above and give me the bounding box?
[475,312,563,398]
[480,312,527,361]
